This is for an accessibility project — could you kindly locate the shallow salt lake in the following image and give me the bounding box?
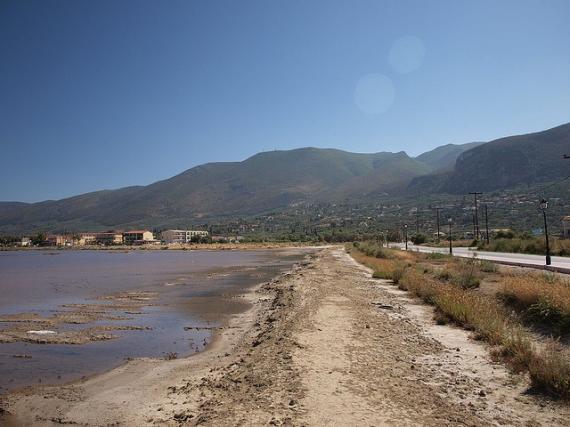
[0,249,306,392]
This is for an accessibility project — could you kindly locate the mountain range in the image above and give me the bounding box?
[409,123,570,194]
[1,123,568,234]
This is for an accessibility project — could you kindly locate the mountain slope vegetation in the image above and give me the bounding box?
[415,141,483,172]
[409,123,570,194]
[0,148,430,233]
[1,122,569,235]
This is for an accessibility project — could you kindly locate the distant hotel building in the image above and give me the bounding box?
[78,232,123,245]
[161,229,209,244]
[46,234,72,246]
[122,230,155,245]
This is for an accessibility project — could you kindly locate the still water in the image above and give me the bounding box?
[0,249,305,393]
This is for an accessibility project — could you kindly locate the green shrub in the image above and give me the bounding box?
[480,260,497,273]
[411,233,428,245]
[436,259,481,289]
[527,299,562,324]
[496,230,515,239]
[357,241,393,259]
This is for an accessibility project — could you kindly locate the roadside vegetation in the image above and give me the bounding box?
[499,272,570,334]
[478,235,570,257]
[348,241,570,400]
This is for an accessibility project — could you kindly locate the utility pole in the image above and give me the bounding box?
[404,224,408,251]
[484,204,490,245]
[435,207,441,244]
[539,199,551,266]
[448,218,453,255]
[469,192,483,240]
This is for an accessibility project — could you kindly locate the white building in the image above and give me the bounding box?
[161,229,209,244]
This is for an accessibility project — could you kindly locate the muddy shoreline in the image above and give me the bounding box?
[0,249,315,425]
[0,248,310,395]
[3,247,570,426]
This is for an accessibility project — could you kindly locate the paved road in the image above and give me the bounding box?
[390,243,570,273]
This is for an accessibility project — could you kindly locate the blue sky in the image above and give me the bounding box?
[2,0,570,202]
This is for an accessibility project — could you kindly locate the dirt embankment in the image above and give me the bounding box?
[2,247,570,426]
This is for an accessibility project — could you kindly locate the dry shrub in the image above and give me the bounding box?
[499,330,536,372]
[528,342,570,399]
[424,252,449,260]
[499,273,570,330]
[376,258,570,400]
[400,269,507,345]
[480,260,498,273]
[481,237,570,257]
[435,258,482,289]
[400,268,570,398]
[348,245,408,283]
[349,243,570,399]
[354,241,393,259]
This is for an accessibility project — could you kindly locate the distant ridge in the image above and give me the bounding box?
[1,123,569,234]
[409,122,570,193]
[414,141,484,172]
[0,148,430,234]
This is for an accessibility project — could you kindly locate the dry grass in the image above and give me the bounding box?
[349,243,570,400]
[435,258,482,289]
[480,237,570,257]
[499,273,570,332]
[347,244,409,283]
[427,239,474,248]
[399,269,514,346]
[353,241,394,259]
[528,341,570,398]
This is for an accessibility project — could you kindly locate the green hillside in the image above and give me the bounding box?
[2,122,568,236]
[0,148,430,234]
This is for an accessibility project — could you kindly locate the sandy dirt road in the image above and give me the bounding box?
[2,247,570,426]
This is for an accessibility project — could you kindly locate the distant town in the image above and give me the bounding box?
[4,211,570,249]
[12,229,228,248]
